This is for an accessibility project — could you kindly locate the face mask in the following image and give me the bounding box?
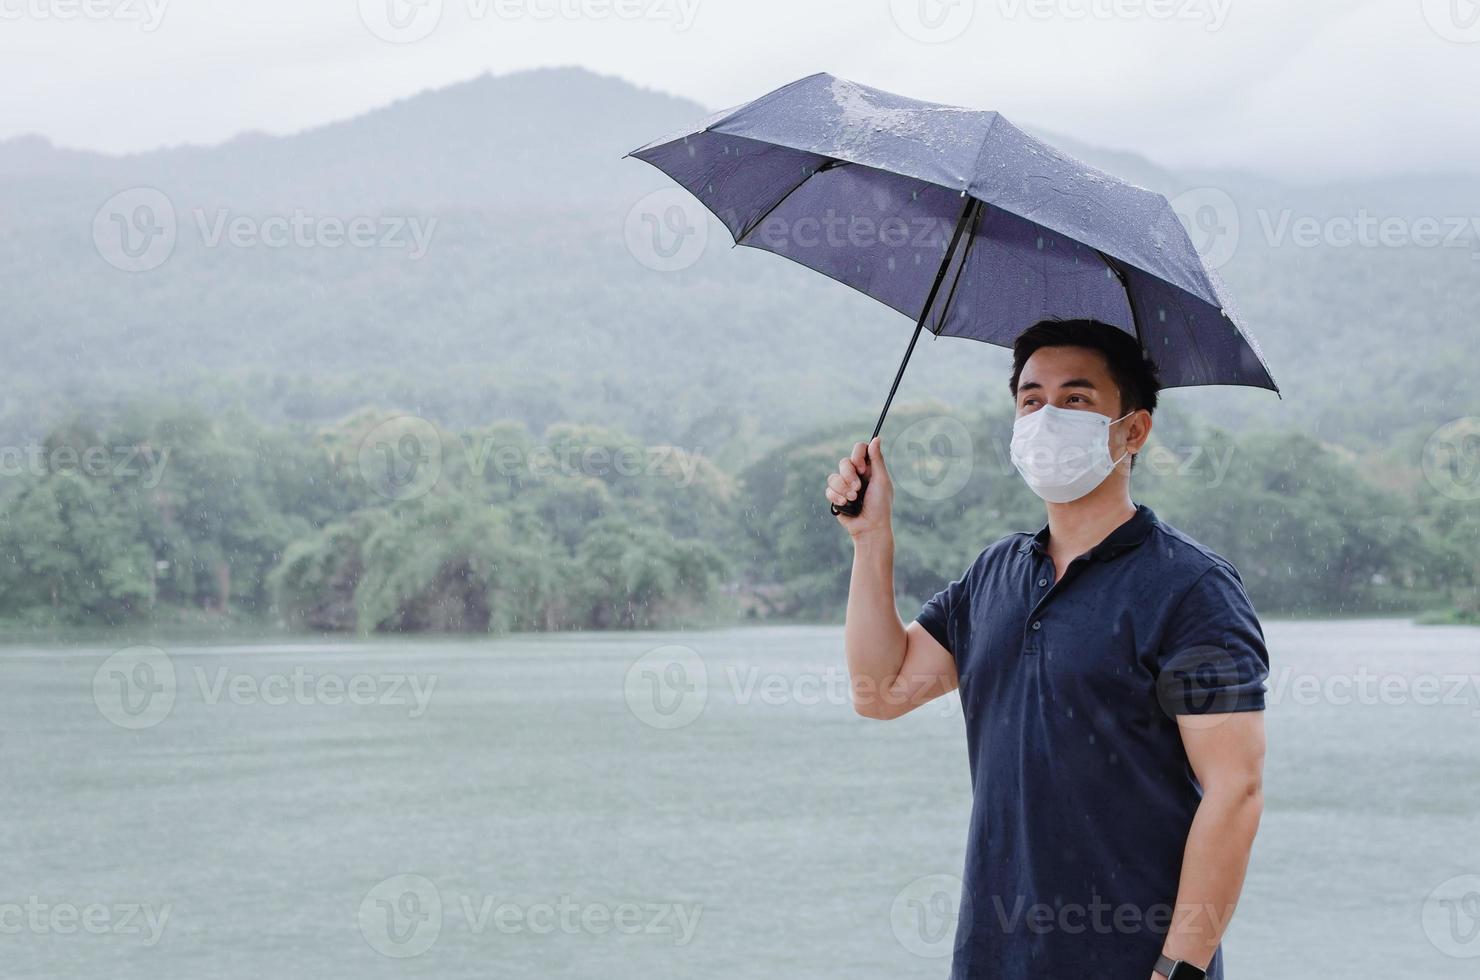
[1009,404,1133,504]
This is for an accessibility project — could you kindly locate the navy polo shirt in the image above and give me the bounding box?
[916,505,1268,980]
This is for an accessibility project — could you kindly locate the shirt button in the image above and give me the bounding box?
[1037,578,1048,588]
[1032,621,1042,631]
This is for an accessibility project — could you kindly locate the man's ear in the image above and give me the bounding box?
[1126,409,1153,455]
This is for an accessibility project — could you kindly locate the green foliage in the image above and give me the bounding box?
[739,405,1467,620]
[2,398,1474,630]
[1136,430,1425,614]
[0,471,154,624]
[269,411,736,633]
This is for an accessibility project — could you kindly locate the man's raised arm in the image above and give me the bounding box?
[826,437,958,721]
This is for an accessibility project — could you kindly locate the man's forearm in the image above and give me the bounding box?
[1160,784,1263,969]
[844,531,907,705]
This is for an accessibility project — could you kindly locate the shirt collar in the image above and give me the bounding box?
[1018,504,1158,562]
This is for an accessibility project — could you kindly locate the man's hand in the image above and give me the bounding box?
[830,436,956,719]
[825,436,893,537]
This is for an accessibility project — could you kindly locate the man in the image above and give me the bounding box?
[824,319,1268,980]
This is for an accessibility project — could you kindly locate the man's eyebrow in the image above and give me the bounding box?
[1018,378,1098,393]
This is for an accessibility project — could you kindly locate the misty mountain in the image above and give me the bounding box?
[0,67,694,210]
[2,67,1475,459]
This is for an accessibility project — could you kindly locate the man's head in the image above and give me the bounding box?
[1008,319,1161,483]
[1010,319,1161,417]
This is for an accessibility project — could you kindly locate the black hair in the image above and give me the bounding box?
[1008,319,1161,416]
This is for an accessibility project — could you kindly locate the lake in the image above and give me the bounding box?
[1,619,1477,978]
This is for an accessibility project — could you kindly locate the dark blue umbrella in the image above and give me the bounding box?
[628,73,1277,514]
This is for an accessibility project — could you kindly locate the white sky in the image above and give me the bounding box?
[1,0,1476,178]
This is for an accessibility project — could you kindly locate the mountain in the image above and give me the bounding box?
[1,67,1475,458]
[0,67,699,209]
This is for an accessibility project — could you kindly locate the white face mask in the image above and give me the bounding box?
[1009,404,1134,504]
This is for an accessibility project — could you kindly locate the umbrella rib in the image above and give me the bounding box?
[1093,248,1142,343]
[734,158,848,245]
[864,194,981,440]
[1097,249,1223,385]
[927,199,986,337]
[917,195,981,325]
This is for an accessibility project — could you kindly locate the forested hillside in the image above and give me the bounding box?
[2,67,1475,628]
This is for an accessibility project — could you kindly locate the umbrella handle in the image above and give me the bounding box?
[829,475,869,518]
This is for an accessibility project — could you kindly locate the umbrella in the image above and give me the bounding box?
[627,73,1277,514]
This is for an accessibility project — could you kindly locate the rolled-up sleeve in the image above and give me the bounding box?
[1155,562,1270,715]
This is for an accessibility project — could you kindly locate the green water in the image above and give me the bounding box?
[1,620,1477,978]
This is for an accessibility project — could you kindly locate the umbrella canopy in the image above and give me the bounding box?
[629,72,1277,394]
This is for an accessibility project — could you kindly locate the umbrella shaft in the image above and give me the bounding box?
[868,196,981,441]
[869,321,924,441]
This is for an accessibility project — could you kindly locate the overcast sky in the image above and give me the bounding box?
[2,0,1476,178]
